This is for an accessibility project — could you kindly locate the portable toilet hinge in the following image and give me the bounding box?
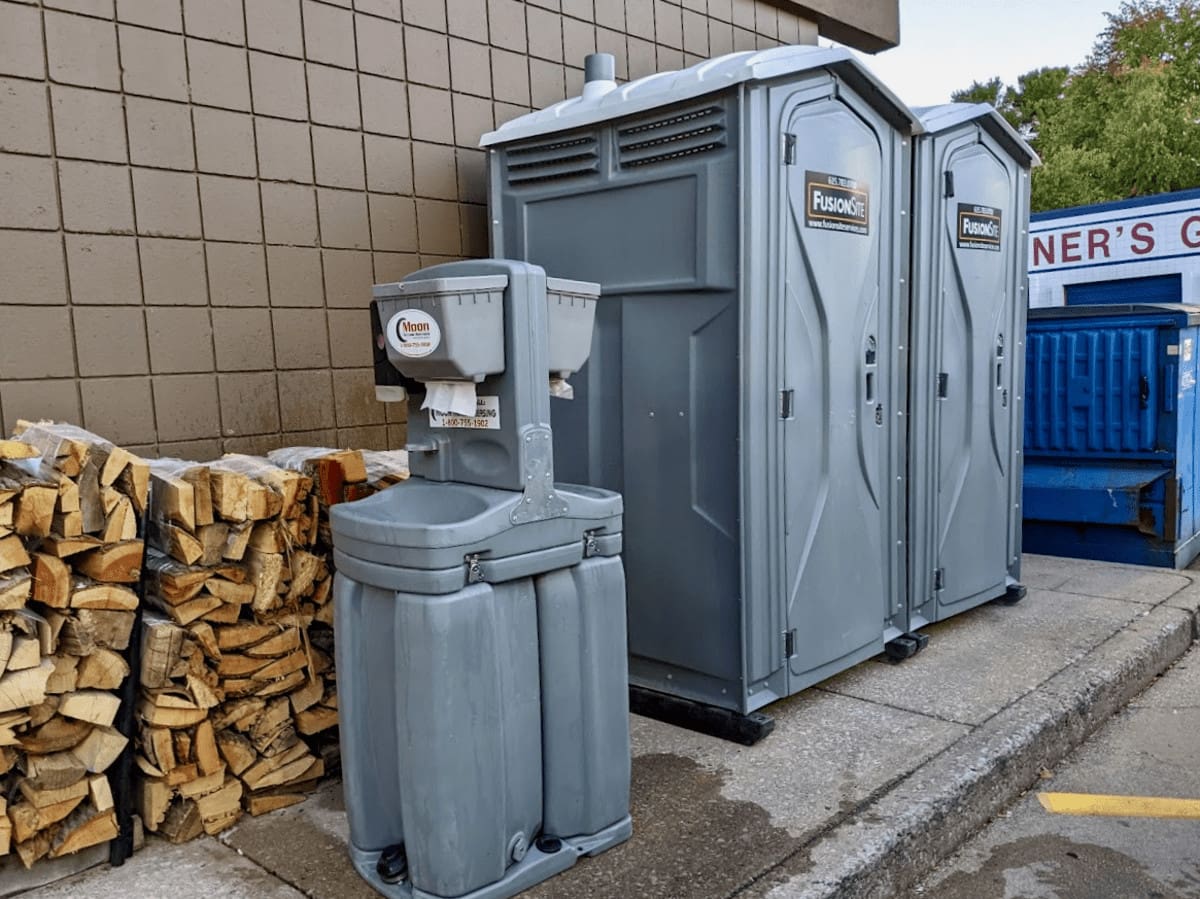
[779,389,795,419]
[937,372,949,399]
[465,553,485,583]
[934,568,945,591]
[783,133,797,166]
[784,629,796,658]
[943,171,955,197]
[583,530,599,558]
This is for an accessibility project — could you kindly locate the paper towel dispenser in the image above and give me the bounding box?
[369,260,601,496]
[374,274,599,385]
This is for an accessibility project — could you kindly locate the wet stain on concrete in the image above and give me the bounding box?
[524,753,799,899]
[930,834,1189,899]
[222,789,379,899]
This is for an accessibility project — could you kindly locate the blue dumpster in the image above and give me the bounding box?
[1023,304,1200,568]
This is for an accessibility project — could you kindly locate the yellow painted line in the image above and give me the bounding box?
[1038,792,1200,819]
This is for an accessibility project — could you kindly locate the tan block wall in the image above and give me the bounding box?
[0,0,818,460]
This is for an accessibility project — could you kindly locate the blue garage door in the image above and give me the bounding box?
[1065,273,1182,306]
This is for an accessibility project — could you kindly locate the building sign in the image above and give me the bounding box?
[1030,207,1200,273]
[1027,190,1200,308]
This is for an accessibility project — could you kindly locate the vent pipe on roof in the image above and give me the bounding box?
[582,53,617,100]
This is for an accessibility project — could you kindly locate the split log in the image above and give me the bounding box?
[30,553,71,608]
[71,726,127,773]
[0,660,54,713]
[48,802,119,857]
[74,541,143,584]
[18,716,91,754]
[58,690,121,728]
[45,654,79,693]
[76,649,130,690]
[0,535,31,574]
[70,581,138,611]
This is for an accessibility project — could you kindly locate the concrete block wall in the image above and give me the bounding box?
[0,0,817,459]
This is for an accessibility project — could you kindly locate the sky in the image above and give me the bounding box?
[839,0,1121,107]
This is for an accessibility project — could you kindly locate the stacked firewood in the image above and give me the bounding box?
[0,422,148,867]
[136,449,408,841]
[266,447,409,547]
[136,455,330,841]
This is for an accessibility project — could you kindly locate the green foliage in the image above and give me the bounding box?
[951,1,1200,211]
[951,68,1069,147]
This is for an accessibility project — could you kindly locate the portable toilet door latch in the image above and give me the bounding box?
[783,629,796,658]
[783,133,797,166]
[933,568,945,592]
[779,389,795,419]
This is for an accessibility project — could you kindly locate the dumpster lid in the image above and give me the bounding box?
[1023,461,1167,492]
[914,102,1040,167]
[480,46,921,147]
[1029,303,1200,326]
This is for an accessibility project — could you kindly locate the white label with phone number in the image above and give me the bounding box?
[429,396,500,429]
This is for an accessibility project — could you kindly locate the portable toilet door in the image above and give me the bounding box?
[482,48,920,740]
[908,104,1038,631]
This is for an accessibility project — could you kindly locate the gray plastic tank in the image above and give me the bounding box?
[333,483,631,899]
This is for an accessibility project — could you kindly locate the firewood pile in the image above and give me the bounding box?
[0,422,148,867]
[136,449,408,842]
[0,421,410,857]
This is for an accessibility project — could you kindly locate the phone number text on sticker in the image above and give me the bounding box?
[429,396,500,429]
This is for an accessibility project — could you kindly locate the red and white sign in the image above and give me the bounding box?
[1030,210,1200,271]
[1027,192,1200,307]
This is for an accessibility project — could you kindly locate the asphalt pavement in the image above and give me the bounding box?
[916,644,1200,899]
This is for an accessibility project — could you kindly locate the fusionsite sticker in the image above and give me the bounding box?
[958,204,1002,251]
[805,171,870,236]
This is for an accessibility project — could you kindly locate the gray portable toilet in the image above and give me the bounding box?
[907,103,1038,630]
[482,48,921,741]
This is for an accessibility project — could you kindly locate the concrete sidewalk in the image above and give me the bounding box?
[917,643,1200,898]
[20,554,1200,899]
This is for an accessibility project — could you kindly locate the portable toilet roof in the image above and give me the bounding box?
[480,45,922,147]
[913,102,1040,168]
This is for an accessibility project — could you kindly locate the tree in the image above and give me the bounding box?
[950,1,1200,211]
[951,67,1069,152]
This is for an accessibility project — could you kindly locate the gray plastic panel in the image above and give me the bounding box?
[489,64,914,713]
[335,550,632,899]
[757,80,911,695]
[334,574,542,896]
[536,556,631,838]
[480,47,919,146]
[374,276,507,382]
[908,108,1031,627]
[329,480,622,581]
[546,277,601,377]
[393,260,553,492]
